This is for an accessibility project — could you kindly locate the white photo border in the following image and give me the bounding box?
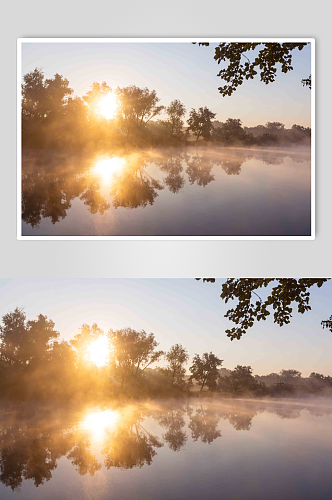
[17,37,315,241]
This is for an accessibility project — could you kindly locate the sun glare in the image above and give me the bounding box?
[97,93,118,120]
[82,410,119,439]
[88,336,109,367]
[93,157,126,184]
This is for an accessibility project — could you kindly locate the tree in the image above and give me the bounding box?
[302,75,311,89]
[0,308,59,369]
[164,100,186,137]
[189,352,222,392]
[70,323,104,365]
[115,86,164,139]
[164,344,189,387]
[212,118,251,145]
[266,122,285,131]
[321,315,332,331]
[280,369,302,383]
[194,42,310,96]
[107,328,164,387]
[43,74,73,119]
[83,81,112,117]
[21,68,46,120]
[219,365,262,394]
[196,278,329,340]
[187,107,216,143]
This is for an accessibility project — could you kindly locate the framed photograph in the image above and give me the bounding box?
[17,38,315,239]
[0,277,331,500]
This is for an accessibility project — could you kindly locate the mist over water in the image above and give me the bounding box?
[0,398,330,500]
[21,147,311,237]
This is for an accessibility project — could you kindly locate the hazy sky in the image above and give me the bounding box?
[21,41,311,128]
[0,279,330,376]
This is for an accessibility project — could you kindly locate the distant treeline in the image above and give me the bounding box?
[22,68,311,150]
[0,308,329,402]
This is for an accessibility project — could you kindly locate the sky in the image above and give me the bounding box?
[21,41,311,128]
[0,278,330,377]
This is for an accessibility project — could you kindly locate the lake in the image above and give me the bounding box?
[0,398,331,499]
[21,147,311,237]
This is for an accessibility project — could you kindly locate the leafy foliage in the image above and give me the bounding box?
[195,42,310,96]
[115,86,164,139]
[163,99,186,138]
[187,107,216,142]
[197,278,329,340]
[108,328,164,387]
[164,344,189,387]
[189,352,223,392]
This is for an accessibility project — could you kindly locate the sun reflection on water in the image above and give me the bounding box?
[93,157,126,184]
[82,410,120,439]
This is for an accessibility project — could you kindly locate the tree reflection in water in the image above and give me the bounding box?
[185,154,215,187]
[109,155,163,209]
[21,148,310,229]
[188,406,221,443]
[157,154,186,194]
[155,407,188,451]
[102,408,163,469]
[0,400,330,491]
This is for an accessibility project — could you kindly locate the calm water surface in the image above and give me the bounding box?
[0,399,331,499]
[21,148,311,236]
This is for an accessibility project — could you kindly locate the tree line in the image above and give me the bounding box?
[1,308,330,402]
[22,68,311,150]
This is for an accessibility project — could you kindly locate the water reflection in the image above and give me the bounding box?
[102,407,163,469]
[188,405,221,443]
[21,148,311,236]
[186,154,215,186]
[110,156,163,209]
[93,157,126,185]
[82,409,120,438]
[1,399,331,494]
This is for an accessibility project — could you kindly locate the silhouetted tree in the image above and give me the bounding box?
[196,279,329,340]
[279,369,302,384]
[189,352,223,392]
[83,81,112,118]
[115,86,164,139]
[71,323,104,366]
[187,107,216,142]
[219,365,264,395]
[0,308,59,370]
[302,75,311,89]
[213,118,252,145]
[107,328,164,388]
[164,343,189,387]
[163,99,186,138]
[21,68,46,120]
[194,42,310,95]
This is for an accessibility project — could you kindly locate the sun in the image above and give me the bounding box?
[97,93,117,120]
[87,336,109,367]
[93,156,126,184]
[82,409,119,439]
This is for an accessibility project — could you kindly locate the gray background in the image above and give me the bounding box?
[0,0,330,278]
